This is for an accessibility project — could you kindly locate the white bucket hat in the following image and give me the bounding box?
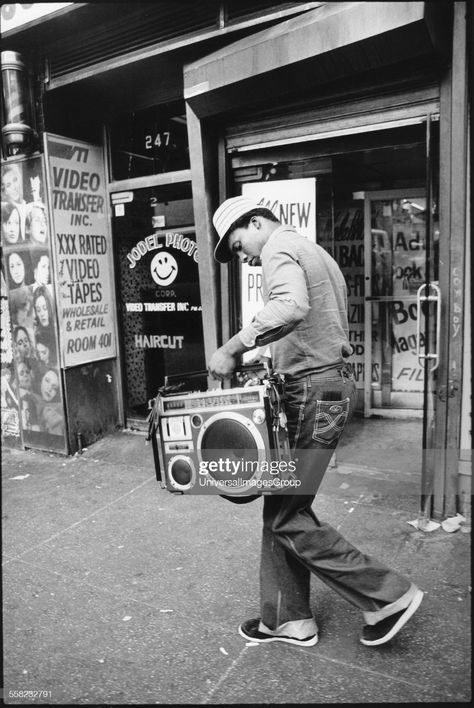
[212,196,261,263]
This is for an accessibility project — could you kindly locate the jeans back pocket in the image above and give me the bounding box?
[312,397,351,446]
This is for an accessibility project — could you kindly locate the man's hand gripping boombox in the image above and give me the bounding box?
[147,368,300,498]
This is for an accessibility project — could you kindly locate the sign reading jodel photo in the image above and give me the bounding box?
[45,135,117,367]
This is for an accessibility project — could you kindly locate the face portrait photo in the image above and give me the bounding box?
[26,203,48,245]
[32,252,50,288]
[17,359,33,393]
[20,393,39,431]
[1,163,24,205]
[36,341,50,364]
[29,175,42,203]
[39,368,60,403]
[40,403,64,436]
[13,325,33,362]
[8,251,27,289]
[35,330,56,367]
[34,291,52,328]
[2,203,23,245]
[9,285,34,328]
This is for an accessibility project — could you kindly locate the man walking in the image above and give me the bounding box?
[208,196,423,647]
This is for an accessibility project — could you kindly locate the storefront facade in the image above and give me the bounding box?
[1,2,470,521]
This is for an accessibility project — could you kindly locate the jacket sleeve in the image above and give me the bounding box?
[239,238,310,348]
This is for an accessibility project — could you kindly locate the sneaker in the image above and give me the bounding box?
[360,588,424,646]
[238,618,318,647]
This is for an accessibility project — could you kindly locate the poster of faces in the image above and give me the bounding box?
[1,156,67,451]
[1,266,21,444]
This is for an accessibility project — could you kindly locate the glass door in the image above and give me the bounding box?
[111,183,206,423]
[364,189,430,414]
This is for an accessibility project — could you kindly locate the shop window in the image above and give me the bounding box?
[108,101,189,181]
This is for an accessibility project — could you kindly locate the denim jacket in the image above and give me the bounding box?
[239,225,352,379]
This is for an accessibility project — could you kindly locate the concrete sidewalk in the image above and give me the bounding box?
[2,427,471,704]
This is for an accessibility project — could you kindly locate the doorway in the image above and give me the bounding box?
[228,121,440,490]
[110,183,206,424]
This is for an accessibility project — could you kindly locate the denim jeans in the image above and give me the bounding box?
[259,365,415,635]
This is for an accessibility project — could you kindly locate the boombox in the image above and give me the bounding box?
[148,374,294,498]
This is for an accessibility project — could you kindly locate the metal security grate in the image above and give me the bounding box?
[47,2,220,79]
[46,1,317,81]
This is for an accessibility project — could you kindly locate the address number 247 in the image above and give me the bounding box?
[145,132,170,149]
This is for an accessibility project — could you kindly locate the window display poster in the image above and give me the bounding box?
[330,205,367,389]
[45,135,117,367]
[371,198,426,394]
[1,155,67,452]
[390,199,426,392]
[240,178,316,361]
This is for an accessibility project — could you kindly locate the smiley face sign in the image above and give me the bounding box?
[150,251,178,286]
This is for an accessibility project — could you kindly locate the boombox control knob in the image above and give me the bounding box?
[252,408,266,425]
[191,414,203,428]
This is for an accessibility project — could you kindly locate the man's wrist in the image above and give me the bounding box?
[224,332,252,356]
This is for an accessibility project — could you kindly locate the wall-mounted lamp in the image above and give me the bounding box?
[1,51,35,157]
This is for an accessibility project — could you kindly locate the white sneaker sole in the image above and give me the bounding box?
[360,588,424,646]
[238,625,318,647]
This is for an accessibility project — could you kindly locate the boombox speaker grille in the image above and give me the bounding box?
[172,458,194,486]
[167,454,196,491]
[198,413,264,482]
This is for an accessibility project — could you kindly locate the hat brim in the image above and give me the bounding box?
[214,231,233,264]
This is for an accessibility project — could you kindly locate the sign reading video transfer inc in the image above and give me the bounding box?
[45,135,116,367]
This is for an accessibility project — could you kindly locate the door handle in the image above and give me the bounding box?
[416,283,441,372]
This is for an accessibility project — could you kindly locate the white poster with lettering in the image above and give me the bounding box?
[240,179,316,360]
[45,134,117,367]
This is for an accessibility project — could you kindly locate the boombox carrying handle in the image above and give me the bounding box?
[163,369,209,386]
[163,365,267,391]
